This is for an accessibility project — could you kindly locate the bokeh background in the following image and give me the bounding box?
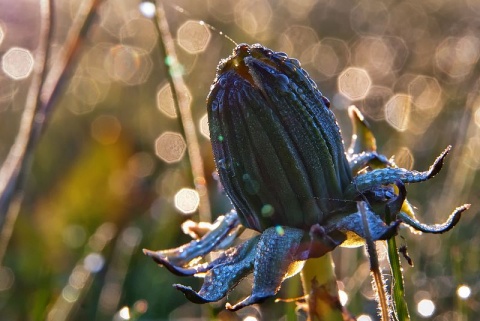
[0,0,479,320]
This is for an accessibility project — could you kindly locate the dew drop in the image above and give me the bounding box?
[289,58,301,68]
[276,74,290,92]
[321,96,331,108]
[219,77,227,87]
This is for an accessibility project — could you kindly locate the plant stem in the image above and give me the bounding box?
[386,236,410,321]
[385,197,411,321]
[0,0,53,232]
[359,202,390,321]
[301,254,350,321]
[0,0,104,264]
[0,0,53,267]
[153,0,211,223]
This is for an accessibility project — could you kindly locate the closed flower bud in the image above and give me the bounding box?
[207,43,353,232]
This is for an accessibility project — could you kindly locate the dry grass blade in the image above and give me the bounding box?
[152,0,211,222]
[0,0,53,265]
[0,0,105,265]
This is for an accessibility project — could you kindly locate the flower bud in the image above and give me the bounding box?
[207,44,353,231]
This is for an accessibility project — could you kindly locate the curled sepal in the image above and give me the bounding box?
[398,204,470,234]
[325,203,400,247]
[385,181,407,222]
[174,236,258,303]
[347,146,451,197]
[143,210,240,268]
[226,227,305,311]
[143,249,208,276]
[348,152,391,175]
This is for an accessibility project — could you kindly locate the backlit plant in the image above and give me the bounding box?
[144,43,469,318]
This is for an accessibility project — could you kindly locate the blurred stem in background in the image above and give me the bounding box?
[0,0,53,263]
[153,0,211,223]
[0,0,104,265]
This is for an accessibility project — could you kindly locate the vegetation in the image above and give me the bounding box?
[0,0,478,320]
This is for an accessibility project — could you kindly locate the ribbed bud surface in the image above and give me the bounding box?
[207,44,353,231]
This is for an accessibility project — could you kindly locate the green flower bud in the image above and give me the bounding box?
[207,44,353,231]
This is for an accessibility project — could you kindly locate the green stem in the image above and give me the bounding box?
[300,254,347,321]
[387,237,411,321]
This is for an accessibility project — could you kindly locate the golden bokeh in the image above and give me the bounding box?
[90,115,122,145]
[177,20,211,54]
[338,67,372,101]
[435,35,480,79]
[155,132,186,163]
[199,113,210,139]
[104,45,153,85]
[120,18,157,53]
[156,83,191,118]
[384,94,411,132]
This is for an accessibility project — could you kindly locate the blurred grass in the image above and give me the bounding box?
[0,0,479,320]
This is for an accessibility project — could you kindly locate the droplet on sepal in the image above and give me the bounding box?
[218,77,227,87]
[321,96,331,108]
[275,73,290,92]
[288,58,301,68]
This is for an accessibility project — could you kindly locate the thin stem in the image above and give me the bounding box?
[359,202,390,321]
[0,0,104,263]
[47,223,117,321]
[96,226,142,318]
[387,237,410,321]
[39,0,103,123]
[386,196,411,321]
[0,0,53,231]
[0,0,53,266]
[153,1,211,222]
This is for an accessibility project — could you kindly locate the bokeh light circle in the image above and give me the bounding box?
[1,47,34,80]
[385,94,411,131]
[417,299,435,317]
[155,132,186,163]
[174,188,200,214]
[177,20,211,54]
[338,67,372,100]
